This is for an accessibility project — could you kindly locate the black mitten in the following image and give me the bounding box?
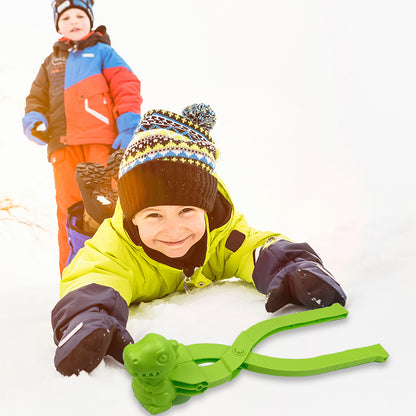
[264,260,346,312]
[51,284,133,376]
[253,240,346,313]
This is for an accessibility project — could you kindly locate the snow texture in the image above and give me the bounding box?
[1,1,415,415]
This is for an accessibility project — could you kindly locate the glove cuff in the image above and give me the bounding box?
[51,284,129,345]
[116,111,141,134]
[253,239,323,294]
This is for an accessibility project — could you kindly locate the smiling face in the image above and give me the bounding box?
[57,8,91,41]
[132,205,206,258]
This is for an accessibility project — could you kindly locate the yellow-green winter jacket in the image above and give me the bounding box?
[60,178,286,306]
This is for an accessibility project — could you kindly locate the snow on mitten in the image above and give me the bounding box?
[264,260,346,313]
[53,309,133,376]
[253,239,346,313]
[51,284,133,376]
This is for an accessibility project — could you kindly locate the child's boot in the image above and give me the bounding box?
[65,201,96,267]
[105,149,125,181]
[75,162,117,224]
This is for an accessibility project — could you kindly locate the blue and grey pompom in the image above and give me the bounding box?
[182,103,216,131]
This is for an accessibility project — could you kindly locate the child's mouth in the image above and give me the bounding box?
[159,236,190,247]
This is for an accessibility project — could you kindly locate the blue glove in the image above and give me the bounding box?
[52,284,134,376]
[253,239,347,312]
[112,112,141,150]
[22,111,49,145]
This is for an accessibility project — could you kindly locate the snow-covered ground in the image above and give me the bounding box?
[1,1,415,414]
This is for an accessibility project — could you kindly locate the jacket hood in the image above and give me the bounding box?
[53,25,111,53]
[119,177,233,272]
[60,175,281,304]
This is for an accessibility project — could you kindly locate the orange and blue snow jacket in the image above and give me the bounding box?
[23,26,142,159]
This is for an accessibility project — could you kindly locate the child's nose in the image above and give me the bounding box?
[163,220,184,238]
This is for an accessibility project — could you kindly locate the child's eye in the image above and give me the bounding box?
[180,207,194,214]
[146,213,161,219]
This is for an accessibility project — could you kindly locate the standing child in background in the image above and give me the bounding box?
[22,0,142,275]
[51,103,347,377]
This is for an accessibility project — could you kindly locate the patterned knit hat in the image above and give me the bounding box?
[118,104,219,220]
[52,0,94,31]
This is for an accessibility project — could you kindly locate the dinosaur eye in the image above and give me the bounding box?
[157,353,169,364]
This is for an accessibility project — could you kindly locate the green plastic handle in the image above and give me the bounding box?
[123,304,389,414]
[176,303,350,387]
[185,342,388,377]
[243,343,389,376]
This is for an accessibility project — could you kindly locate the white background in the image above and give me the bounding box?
[0,1,415,415]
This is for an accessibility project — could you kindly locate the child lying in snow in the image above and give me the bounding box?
[51,103,346,376]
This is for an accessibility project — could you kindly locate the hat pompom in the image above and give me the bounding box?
[182,104,216,132]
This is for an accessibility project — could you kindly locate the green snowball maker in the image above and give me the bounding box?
[123,304,388,414]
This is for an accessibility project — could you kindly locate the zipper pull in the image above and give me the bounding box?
[182,273,192,294]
